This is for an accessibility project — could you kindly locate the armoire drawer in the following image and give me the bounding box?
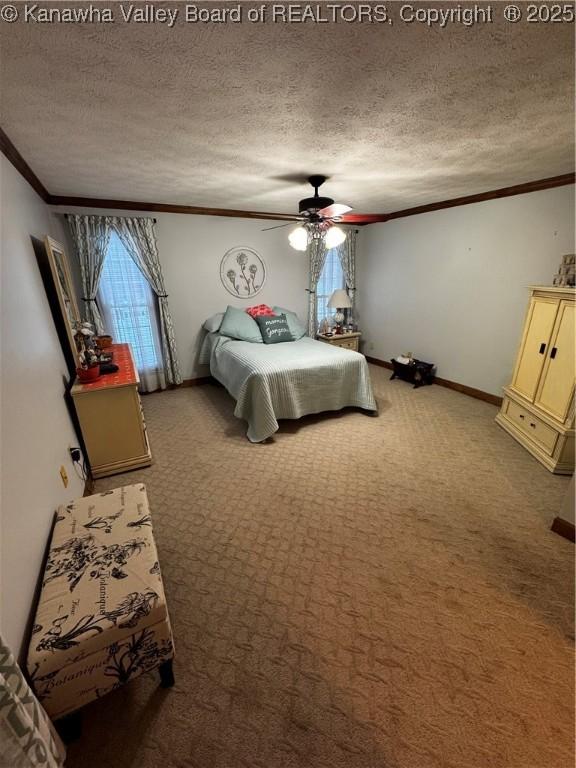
[505,399,559,454]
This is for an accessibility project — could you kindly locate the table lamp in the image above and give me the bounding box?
[327,289,352,334]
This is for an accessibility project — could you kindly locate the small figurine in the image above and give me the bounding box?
[73,321,101,380]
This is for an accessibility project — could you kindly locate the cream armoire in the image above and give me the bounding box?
[496,286,575,474]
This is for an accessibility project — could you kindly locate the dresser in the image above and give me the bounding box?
[317,331,361,352]
[71,344,152,478]
[496,286,575,474]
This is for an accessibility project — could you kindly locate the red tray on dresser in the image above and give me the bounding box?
[73,343,138,392]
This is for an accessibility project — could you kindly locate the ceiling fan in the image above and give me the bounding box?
[263,175,354,251]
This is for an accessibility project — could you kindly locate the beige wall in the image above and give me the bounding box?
[1,156,85,657]
[51,208,310,380]
[357,185,575,396]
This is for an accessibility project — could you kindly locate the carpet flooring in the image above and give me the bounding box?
[66,366,574,768]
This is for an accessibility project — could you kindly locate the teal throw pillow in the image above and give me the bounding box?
[255,314,293,344]
[220,305,263,343]
[202,312,224,333]
[273,306,307,339]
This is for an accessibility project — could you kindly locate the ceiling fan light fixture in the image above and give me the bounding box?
[288,225,308,251]
[324,225,346,249]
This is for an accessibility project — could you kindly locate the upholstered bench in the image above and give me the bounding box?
[27,484,174,727]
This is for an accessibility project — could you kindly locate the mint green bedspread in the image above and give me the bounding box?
[203,333,378,442]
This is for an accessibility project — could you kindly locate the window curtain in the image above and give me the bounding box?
[98,233,167,393]
[0,634,66,768]
[335,229,357,319]
[66,214,112,334]
[111,217,182,385]
[306,238,328,336]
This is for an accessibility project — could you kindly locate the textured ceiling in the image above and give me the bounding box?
[1,3,574,214]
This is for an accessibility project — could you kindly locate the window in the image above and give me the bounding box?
[316,247,346,328]
[98,232,165,391]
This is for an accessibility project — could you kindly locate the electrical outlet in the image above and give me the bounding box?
[60,465,69,488]
[69,446,81,463]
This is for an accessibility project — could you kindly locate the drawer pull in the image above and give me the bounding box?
[530,423,536,428]
[519,414,525,419]
[550,347,558,359]
[539,343,546,355]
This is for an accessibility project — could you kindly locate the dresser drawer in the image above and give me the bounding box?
[505,399,559,454]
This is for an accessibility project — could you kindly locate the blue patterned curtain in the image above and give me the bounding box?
[335,229,357,319]
[66,215,112,334]
[307,238,328,337]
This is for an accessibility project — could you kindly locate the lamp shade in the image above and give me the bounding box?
[327,289,351,309]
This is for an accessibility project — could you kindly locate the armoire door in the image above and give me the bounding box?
[534,301,575,423]
[511,297,558,402]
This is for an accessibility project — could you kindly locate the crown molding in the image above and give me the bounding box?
[49,195,299,222]
[1,125,574,223]
[0,126,51,203]
[383,173,576,222]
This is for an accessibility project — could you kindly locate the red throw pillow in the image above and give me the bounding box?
[246,304,276,318]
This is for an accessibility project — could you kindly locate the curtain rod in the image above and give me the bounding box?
[63,212,157,224]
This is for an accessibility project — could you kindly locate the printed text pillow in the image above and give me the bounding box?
[255,314,293,344]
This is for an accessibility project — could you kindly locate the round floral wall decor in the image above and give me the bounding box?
[220,247,266,298]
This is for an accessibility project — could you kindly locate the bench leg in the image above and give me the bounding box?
[55,711,82,743]
[159,659,175,688]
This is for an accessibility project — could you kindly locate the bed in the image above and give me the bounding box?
[201,332,378,442]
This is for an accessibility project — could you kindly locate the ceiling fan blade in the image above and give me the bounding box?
[340,212,388,224]
[261,222,296,231]
[318,203,353,218]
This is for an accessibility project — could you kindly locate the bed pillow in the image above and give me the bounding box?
[255,314,293,344]
[202,312,224,333]
[220,305,263,343]
[246,304,275,318]
[273,306,306,340]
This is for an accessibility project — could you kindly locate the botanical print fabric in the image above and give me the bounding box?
[27,485,174,719]
[112,217,182,386]
[306,238,329,336]
[0,634,65,768]
[66,214,112,334]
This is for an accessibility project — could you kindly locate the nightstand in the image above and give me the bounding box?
[317,331,361,352]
